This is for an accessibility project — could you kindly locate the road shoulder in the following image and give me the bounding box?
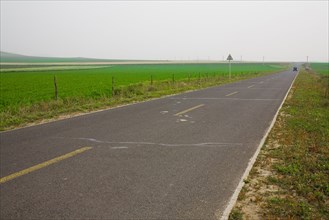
[229,70,329,219]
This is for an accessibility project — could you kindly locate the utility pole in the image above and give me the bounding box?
[307,56,309,66]
[262,56,265,65]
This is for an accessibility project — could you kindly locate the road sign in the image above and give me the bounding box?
[227,54,233,80]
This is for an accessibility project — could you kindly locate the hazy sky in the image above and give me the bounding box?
[1,1,328,62]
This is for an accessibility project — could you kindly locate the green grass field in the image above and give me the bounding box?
[310,63,329,75]
[0,63,284,109]
[0,65,111,72]
[0,63,286,130]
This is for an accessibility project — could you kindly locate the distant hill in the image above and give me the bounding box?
[0,51,138,63]
[1,51,26,58]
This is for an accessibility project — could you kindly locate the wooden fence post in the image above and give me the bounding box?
[199,73,201,85]
[112,76,114,97]
[54,75,58,100]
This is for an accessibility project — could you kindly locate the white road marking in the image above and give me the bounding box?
[174,104,205,116]
[111,146,128,149]
[170,97,280,101]
[246,87,283,90]
[225,91,239,97]
[248,85,255,88]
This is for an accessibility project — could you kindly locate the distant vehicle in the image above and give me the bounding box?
[293,67,298,71]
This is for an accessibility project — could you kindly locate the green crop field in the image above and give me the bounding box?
[0,63,286,130]
[0,65,111,72]
[310,63,329,75]
[0,63,284,108]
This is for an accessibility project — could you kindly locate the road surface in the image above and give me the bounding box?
[0,69,297,219]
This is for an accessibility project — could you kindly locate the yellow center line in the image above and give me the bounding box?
[174,104,205,116]
[248,85,255,88]
[225,91,239,97]
[0,146,92,184]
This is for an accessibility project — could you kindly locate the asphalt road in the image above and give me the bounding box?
[1,69,297,219]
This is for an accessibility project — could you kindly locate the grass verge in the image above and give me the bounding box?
[229,68,329,219]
